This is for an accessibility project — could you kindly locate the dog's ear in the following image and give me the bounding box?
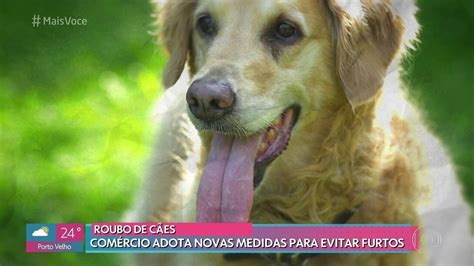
[156,0,196,88]
[325,0,419,107]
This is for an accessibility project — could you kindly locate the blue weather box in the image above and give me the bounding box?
[26,223,84,253]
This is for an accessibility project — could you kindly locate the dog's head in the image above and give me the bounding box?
[156,0,418,223]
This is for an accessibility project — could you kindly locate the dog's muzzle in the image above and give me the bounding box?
[186,79,235,122]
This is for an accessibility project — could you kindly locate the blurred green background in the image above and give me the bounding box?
[0,0,472,265]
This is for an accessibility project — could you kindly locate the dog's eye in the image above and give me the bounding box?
[197,15,216,37]
[262,20,302,58]
[276,22,296,39]
[269,20,301,46]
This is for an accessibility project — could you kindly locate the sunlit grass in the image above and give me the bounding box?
[0,64,162,265]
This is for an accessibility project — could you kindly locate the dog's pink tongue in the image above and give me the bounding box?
[197,133,261,223]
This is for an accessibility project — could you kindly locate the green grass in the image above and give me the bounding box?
[0,0,165,264]
[402,0,474,204]
[0,66,161,266]
[0,0,472,265]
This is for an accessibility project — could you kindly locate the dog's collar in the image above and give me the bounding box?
[223,205,361,266]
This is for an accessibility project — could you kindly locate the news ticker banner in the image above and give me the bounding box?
[27,223,419,253]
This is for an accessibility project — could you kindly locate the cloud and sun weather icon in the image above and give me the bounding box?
[32,226,49,237]
[27,224,56,243]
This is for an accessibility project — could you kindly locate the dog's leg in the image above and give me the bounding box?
[126,76,201,266]
[131,78,200,223]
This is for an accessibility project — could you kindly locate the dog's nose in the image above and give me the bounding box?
[186,79,235,122]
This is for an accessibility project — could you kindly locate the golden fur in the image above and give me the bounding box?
[128,0,472,265]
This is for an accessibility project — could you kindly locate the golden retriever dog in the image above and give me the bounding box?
[129,0,472,265]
